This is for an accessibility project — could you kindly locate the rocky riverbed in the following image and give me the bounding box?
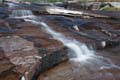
[0,1,120,80]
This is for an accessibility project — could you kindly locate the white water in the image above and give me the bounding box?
[10,9,94,61]
[24,18,94,61]
[21,76,25,80]
[25,18,120,69]
[10,9,120,71]
[9,9,120,80]
[40,22,94,61]
[10,10,35,18]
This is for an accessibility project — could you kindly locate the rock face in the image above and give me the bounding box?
[0,20,68,80]
[0,36,40,80]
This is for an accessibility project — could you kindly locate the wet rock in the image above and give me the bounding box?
[11,23,68,80]
[32,47,68,80]
[0,19,15,36]
[0,48,14,74]
[92,11,120,19]
[0,21,68,80]
[45,16,120,49]
[38,59,120,80]
[0,7,11,18]
[0,19,10,27]
[0,36,40,80]
[5,18,25,29]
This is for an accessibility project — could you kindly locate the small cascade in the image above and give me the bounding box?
[25,19,120,69]
[9,9,119,66]
[10,10,35,18]
[39,22,94,61]
[8,10,120,80]
[10,9,94,61]
[24,19,94,61]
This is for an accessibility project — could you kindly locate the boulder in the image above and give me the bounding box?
[0,36,40,80]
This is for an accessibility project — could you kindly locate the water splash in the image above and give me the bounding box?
[21,76,25,80]
[40,22,94,61]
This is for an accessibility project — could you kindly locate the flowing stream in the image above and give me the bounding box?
[10,9,120,80]
[40,22,94,61]
[10,9,94,61]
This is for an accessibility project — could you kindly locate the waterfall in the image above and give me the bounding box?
[9,9,120,77]
[10,9,94,61]
[10,10,35,18]
[39,22,94,61]
[24,19,94,61]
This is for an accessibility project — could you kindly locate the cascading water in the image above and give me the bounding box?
[10,9,94,61]
[21,76,25,80]
[10,10,35,18]
[10,9,120,80]
[24,15,120,68]
[10,9,120,65]
[24,18,94,61]
[7,2,18,8]
[39,22,94,61]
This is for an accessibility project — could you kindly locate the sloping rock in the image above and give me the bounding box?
[0,36,40,80]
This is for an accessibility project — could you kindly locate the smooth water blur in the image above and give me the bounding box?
[24,19,95,61]
[10,9,120,80]
[40,22,94,61]
[10,9,120,66]
[10,9,94,61]
[24,18,120,69]
[10,10,35,18]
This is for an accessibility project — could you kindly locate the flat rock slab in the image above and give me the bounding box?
[0,36,40,80]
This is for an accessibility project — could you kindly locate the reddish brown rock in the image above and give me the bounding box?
[0,36,40,80]
[0,48,14,75]
[9,21,63,53]
[0,21,68,80]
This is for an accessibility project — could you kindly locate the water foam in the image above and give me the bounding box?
[10,9,120,74]
[10,9,94,62]
[24,19,94,61]
[40,22,94,61]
